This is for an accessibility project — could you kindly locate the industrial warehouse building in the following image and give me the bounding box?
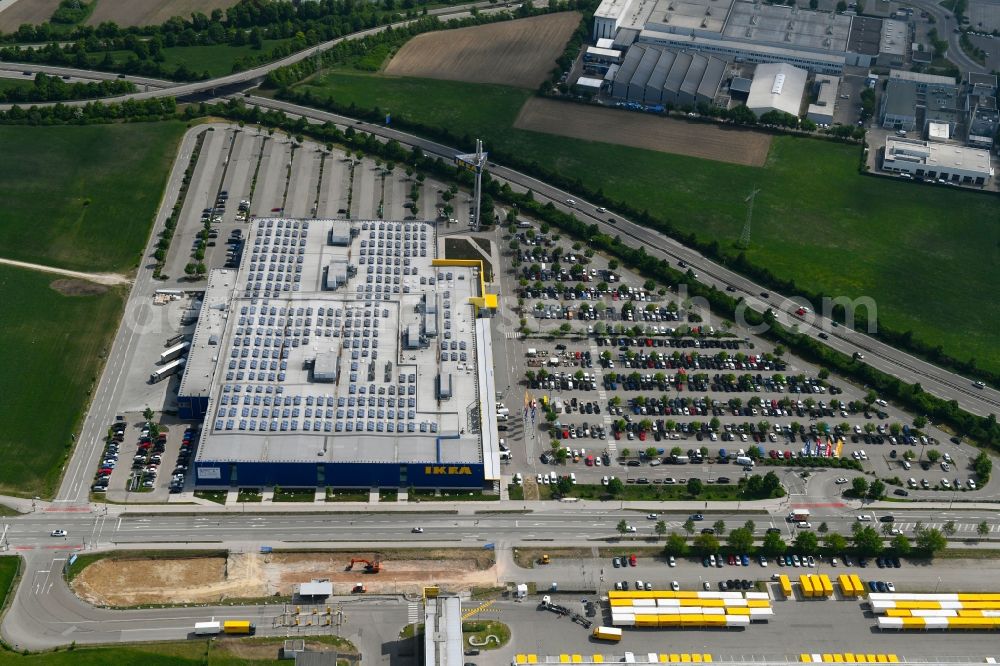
[593,0,907,75]
[746,63,807,117]
[881,137,993,185]
[610,44,726,107]
[880,70,960,135]
[177,217,500,490]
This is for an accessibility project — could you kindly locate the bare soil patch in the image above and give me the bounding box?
[72,549,497,606]
[514,97,773,167]
[0,0,61,32]
[384,12,581,89]
[87,0,241,27]
[220,638,350,661]
[50,278,108,296]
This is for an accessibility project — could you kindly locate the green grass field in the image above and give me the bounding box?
[0,78,33,93]
[0,556,19,607]
[0,640,291,664]
[90,39,296,78]
[291,72,1000,372]
[0,122,186,272]
[0,265,125,496]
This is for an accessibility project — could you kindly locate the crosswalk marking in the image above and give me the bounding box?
[407,602,420,624]
[504,331,521,340]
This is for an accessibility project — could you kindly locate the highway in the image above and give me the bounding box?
[0,61,177,90]
[246,95,1000,419]
[0,0,513,111]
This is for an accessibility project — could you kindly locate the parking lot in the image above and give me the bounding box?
[495,220,994,502]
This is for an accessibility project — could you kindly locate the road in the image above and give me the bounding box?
[1,501,999,652]
[0,0,513,111]
[0,62,177,90]
[907,0,986,73]
[246,95,1000,419]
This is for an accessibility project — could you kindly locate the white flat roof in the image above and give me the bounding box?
[587,46,623,57]
[576,76,605,88]
[885,137,993,174]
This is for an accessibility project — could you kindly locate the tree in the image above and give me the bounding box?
[762,530,786,556]
[890,534,912,556]
[818,522,829,533]
[687,478,703,497]
[663,532,688,556]
[555,476,573,496]
[824,533,847,553]
[854,526,883,556]
[914,527,945,555]
[655,520,668,537]
[881,522,895,537]
[743,520,756,534]
[713,520,726,537]
[913,415,928,429]
[977,521,990,538]
[793,530,819,554]
[617,519,629,536]
[851,477,868,497]
[607,477,624,495]
[867,479,885,500]
[973,450,993,482]
[683,518,696,535]
[727,527,754,553]
[142,407,154,422]
[943,520,956,537]
[693,533,719,555]
[925,449,941,463]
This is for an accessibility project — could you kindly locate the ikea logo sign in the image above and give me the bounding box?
[424,466,473,476]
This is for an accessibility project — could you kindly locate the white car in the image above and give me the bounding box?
[50,529,67,537]
[886,582,896,592]
[835,477,848,484]
[601,476,609,486]
[625,525,637,533]
[668,556,676,567]
[412,527,424,533]
[647,513,658,520]
[968,479,977,490]
[857,515,872,522]
[671,581,680,591]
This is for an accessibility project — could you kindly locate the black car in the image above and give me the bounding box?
[766,527,781,534]
[690,514,704,521]
[858,558,868,568]
[818,332,829,339]
[876,558,885,568]
[893,488,909,496]
[879,515,895,523]
[891,557,901,568]
[701,528,715,535]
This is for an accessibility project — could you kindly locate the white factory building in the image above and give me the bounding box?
[881,137,993,185]
[746,63,807,117]
[593,0,907,75]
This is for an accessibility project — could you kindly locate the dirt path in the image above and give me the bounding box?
[515,97,773,167]
[0,257,130,286]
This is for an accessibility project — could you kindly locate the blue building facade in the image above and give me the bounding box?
[194,460,486,489]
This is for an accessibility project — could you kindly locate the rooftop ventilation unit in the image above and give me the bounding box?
[772,72,786,95]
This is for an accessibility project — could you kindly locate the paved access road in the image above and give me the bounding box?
[247,95,1000,420]
[907,0,986,74]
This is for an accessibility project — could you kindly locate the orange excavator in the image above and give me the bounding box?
[346,555,381,574]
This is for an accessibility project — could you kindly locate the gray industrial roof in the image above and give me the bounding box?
[879,19,907,57]
[722,1,852,52]
[882,78,918,119]
[847,16,883,56]
[189,218,492,468]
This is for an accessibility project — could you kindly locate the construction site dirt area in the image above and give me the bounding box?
[384,12,581,89]
[514,97,773,167]
[86,0,241,27]
[72,550,497,606]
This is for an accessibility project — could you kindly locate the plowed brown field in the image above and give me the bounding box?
[514,97,773,166]
[385,12,581,89]
[86,0,241,27]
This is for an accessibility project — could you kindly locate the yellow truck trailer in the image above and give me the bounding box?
[222,620,255,635]
[592,626,623,642]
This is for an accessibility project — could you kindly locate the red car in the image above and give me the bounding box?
[629,554,637,566]
[98,467,113,475]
